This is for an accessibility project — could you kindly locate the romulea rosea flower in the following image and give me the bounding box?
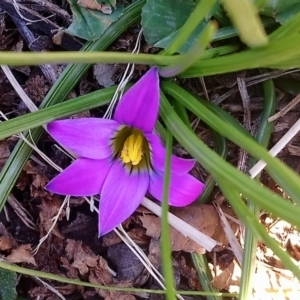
[46,67,205,235]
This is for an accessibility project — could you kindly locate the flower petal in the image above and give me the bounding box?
[46,158,111,196]
[47,118,120,159]
[149,171,205,207]
[113,67,159,132]
[146,133,195,174]
[99,161,149,235]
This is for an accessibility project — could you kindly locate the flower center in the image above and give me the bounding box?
[111,126,152,171]
[121,132,143,165]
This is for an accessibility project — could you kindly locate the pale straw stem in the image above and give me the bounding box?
[249,118,300,178]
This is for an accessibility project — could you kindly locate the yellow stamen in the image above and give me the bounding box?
[121,132,143,165]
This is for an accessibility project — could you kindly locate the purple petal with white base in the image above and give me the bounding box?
[113,68,159,132]
[146,133,195,174]
[47,118,119,159]
[99,161,149,235]
[46,158,111,196]
[149,171,205,207]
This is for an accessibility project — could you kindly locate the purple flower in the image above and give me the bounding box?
[46,67,205,235]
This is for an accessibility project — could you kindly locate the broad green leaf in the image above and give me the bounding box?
[154,22,207,54]
[0,268,17,300]
[161,82,300,205]
[276,3,300,24]
[141,0,196,45]
[65,0,123,40]
[159,90,300,230]
[141,0,215,53]
[260,0,300,16]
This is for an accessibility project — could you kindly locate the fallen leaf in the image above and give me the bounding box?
[139,214,161,240]
[65,0,123,41]
[91,280,136,300]
[39,198,65,239]
[211,260,240,290]
[0,236,13,251]
[139,204,238,253]
[148,239,161,268]
[65,239,112,282]
[0,140,9,170]
[77,0,112,13]
[6,244,37,266]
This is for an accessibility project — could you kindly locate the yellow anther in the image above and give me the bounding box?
[121,133,143,165]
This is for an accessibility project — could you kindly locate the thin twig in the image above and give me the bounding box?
[268,94,300,122]
[237,77,251,172]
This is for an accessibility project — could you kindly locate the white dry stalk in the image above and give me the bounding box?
[12,0,55,24]
[32,196,70,255]
[8,194,38,231]
[268,93,300,122]
[142,198,219,251]
[249,118,300,178]
[115,226,188,300]
[1,65,39,113]
[213,202,243,265]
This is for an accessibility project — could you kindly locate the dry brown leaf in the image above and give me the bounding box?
[211,260,240,290]
[7,244,37,266]
[0,140,9,170]
[77,0,113,13]
[65,239,112,282]
[139,204,238,253]
[39,198,65,239]
[90,279,135,300]
[148,239,161,268]
[60,257,79,279]
[139,215,161,240]
[178,256,200,290]
[102,231,122,247]
[0,236,13,251]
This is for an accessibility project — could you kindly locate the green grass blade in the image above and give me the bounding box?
[159,91,300,228]
[198,130,227,204]
[161,82,300,204]
[217,179,300,280]
[0,87,116,140]
[159,21,217,77]
[0,261,237,297]
[222,0,268,47]
[269,10,300,41]
[181,36,300,77]
[159,92,300,280]
[164,0,216,55]
[161,131,176,300]
[191,253,222,300]
[239,79,276,300]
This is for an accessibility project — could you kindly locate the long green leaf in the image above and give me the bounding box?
[0,87,116,139]
[159,91,300,228]
[161,82,300,204]
[161,131,176,300]
[217,179,300,280]
[239,79,276,300]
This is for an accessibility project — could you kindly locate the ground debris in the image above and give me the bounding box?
[139,204,238,253]
[6,244,37,266]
